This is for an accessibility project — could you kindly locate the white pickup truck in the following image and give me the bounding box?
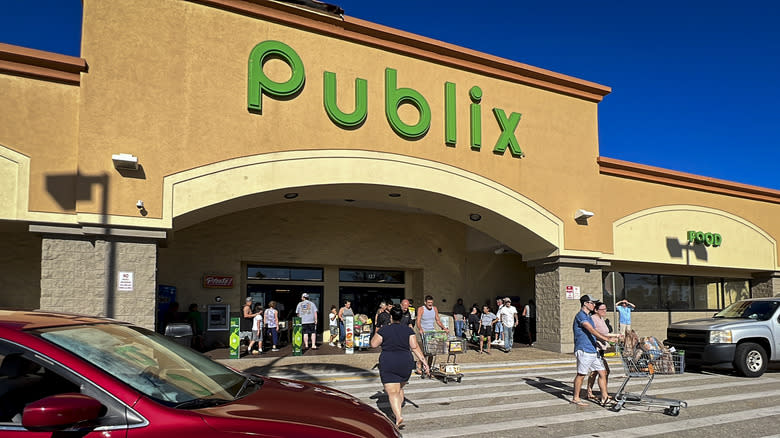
[665,297,780,377]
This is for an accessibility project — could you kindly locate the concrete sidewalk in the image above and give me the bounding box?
[209,342,575,378]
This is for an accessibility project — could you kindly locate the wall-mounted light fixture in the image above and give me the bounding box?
[112,153,139,170]
[575,209,594,224]
[136,200,147,216]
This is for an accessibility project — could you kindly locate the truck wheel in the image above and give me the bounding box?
[734,342,767,378]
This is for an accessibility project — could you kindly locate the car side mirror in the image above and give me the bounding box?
[23,393,104,432]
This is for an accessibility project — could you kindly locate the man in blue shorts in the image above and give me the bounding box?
[571,294,620,406]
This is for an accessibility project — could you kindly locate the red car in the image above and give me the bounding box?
[0,310,399,437]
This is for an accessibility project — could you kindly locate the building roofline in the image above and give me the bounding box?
[598,156,780,205]
[0,43,87,85]
[187,0,612,102]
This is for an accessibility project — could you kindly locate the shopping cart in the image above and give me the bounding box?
[421,330,465,383]
[611,343,688,416]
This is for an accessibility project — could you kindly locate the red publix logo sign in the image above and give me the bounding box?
[203,275,234,288]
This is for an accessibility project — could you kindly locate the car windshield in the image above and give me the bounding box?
[35,323,248,407]
[714,300,780,321]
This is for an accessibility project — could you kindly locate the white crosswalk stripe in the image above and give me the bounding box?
[262,361,780,437]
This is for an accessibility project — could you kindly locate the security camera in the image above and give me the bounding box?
[136,200,145,209]
[575,209,595,221]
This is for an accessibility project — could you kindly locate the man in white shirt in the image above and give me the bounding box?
[496,297,518,352]
[296,293,318,350]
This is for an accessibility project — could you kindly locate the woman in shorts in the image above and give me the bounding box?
[478,305,497,354]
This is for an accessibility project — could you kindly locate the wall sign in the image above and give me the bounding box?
[248,40,525,157]
[203,275,234,288]
[118,271,134,291]
[687,231,722,247]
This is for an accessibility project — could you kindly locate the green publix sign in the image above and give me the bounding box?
[248,41,525,157]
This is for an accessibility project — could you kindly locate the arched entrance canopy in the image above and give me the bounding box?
[163,150,563,259]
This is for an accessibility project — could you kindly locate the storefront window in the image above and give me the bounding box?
[661,275,692,309]
[624,273,659,310]
[611,273,750,311]
[693,277,721,310]
[247,265,323,281]
[723,280,751,307]
[339,269,404,284]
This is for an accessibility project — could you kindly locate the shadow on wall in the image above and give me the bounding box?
[666,237,708,263]
[45,172,117,318]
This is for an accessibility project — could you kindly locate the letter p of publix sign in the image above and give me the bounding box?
[687,231,722,247]
[248,41,525,157]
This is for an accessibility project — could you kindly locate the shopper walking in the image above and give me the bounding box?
[522,299,536,346]
[452,298,466,338]
[240,297,257,353]
[496,298,518,352]
[478,305,497,354]
[571,295,620,406]
[586,301,612,402]
[493,298,505,345]
[247,303,263,355]
[370,306,428,428]
[328,305,340,347]
[264,301,280,352]
[296,292,318,350]
[415,295,448,372]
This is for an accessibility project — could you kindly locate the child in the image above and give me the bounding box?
[328,305,340,347]
[247,303,263,355]
[478,305,497,354]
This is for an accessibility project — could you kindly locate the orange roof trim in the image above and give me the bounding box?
[598,156,780,205]
[187,0,612,102]
[0,43,87,85]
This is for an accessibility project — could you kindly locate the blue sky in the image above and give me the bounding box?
[2,0,779,191]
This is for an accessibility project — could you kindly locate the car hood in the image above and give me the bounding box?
[670,318,760,331]
[200,376,398,437]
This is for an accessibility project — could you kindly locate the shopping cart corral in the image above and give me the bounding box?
[421,330,465,383]
[611,343,688,416]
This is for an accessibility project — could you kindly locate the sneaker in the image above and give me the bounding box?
[272,347,279,352]
[251,350,259,355]
[329,342,335,347]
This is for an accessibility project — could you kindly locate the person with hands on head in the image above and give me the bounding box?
[371,306,428,429]
[617,299,636,334]
[571,295,621,407]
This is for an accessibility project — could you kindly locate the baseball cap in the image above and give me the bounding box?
[579,295,593,305]
[245,296,253,302]
[503,297,511,303]
[301,293,309,299]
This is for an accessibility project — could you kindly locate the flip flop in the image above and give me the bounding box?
[570,399,588,406]
[587,394,598,401]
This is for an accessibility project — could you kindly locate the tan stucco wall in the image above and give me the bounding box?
[600,176,780,270]
[1,0,778,274]
[69,0,602,247]
[0,229,41,309]
[612,205,776,270]
[158,202,533,314]
[0,74,79,218]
